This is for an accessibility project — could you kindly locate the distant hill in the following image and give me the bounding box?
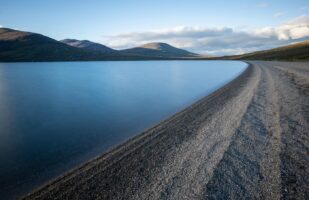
[0,28,123,62]
[225,40,309,61]
[0,28,200,61]
[60,39,119,55]
[6,28,308,62]
[121,42,199,58]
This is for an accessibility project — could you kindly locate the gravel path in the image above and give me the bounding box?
[22,61,309,200]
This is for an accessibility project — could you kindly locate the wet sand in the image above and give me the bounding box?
[22,61,309,200]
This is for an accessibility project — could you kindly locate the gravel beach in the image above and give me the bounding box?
[22,61,309,200]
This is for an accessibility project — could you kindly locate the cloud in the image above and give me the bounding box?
[255,15,309,40]
[0,25,2,28]
[274,12,285,18]
[102,15,309,56]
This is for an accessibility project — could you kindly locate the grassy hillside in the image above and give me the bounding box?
[60,39,119,55]
[121,42,199,58]
[226,40,309,61]
[0,28,149,61]
[0,28,105,61]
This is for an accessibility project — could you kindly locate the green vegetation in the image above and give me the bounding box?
[121,42,199,58]
[224,40,309,61]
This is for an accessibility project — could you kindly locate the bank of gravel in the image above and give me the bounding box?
[22,61,309,200]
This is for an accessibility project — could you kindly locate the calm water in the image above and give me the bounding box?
[0,61,246,199]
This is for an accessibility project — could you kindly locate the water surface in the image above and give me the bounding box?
[0,61,246,199]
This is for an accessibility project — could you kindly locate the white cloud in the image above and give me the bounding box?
[0,25,2,28]
[256,15,309,40]
[102,15,309,56]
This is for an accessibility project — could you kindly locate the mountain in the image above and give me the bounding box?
[1,28,307,62]
[0,28,199,61]
[60,39,118,55]
[121,42,199,58]
[226,40,309,61]
[0,28,122,62]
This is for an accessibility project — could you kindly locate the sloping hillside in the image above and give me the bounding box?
[0,28,110,61]
[0,28,145,61]
[227,40,309,61]
[60,39,119,55]
[121,42,199,58]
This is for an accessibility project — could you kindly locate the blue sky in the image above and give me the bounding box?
[1,0,309,55]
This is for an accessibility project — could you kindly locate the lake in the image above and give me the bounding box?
[0,61,246,199]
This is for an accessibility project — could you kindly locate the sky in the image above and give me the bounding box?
[0,0,309,55]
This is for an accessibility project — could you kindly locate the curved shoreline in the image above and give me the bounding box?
[22,62,254,199]
[22,61,309,199]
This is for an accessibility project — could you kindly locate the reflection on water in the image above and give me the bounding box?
[0,67,18,162]
[0,61,246,199]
